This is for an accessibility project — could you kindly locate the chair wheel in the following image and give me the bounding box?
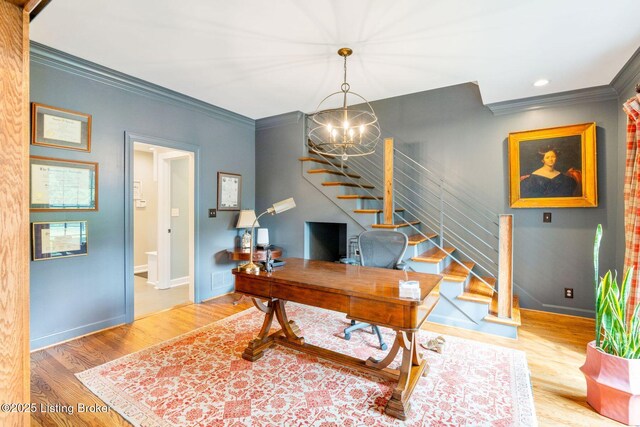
[380,343,388,351]
[344,332,351,340]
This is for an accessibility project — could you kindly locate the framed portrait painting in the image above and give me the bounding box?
[217,172,241,211]
[508,122,597,208]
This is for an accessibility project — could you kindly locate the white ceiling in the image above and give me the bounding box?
[31,0,640,120]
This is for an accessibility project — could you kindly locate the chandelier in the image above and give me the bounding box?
[308,48,380,161]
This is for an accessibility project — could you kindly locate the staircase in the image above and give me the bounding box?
[299,139,521,339]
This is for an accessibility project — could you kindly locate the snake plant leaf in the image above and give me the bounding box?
[594,224,603,347]
[592,225,639,359]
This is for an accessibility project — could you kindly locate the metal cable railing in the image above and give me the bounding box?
[304,142,500,294]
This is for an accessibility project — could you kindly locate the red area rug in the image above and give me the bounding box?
[77,304,537,426]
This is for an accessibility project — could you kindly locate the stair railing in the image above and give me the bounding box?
[305,135,515,320]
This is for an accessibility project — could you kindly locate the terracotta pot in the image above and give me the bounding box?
[580,341,640,425]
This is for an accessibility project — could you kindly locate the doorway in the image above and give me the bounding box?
[132,141,195,318]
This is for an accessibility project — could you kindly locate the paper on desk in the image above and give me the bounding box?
[399,280,421,299]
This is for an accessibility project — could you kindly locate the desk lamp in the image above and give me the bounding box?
[236,210,259,249]
[239,197,296,274]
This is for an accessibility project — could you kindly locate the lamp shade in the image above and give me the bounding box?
[236,210,258,228]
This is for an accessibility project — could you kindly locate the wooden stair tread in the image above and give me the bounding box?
[322,181,374,189]
[353,208,405,214]
[407,233,436,246]
[337,195,378,200]
[371,221,419,229]
[457,276,497,304]
[307,168,361,179]
[441,261,475,282]
[412,246,454,263]
[299,157,348,169]
[485,295,521,326]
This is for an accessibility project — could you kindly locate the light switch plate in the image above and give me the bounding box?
[171,208,180,217]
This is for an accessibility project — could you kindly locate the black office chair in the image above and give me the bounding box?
[344,230,408,350]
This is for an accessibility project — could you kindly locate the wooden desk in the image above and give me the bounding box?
[232,257,441,420]
[227,246,282,262]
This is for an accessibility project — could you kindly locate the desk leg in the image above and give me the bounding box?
[384,331,428,421]
[242,300,276,361]
[273,299,304,345]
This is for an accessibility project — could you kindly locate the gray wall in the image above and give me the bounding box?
[256,84,621,317]
[29,45,254,349]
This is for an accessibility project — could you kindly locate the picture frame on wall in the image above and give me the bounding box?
[30,156,98,211]
[32,103,92,152]
[217,171,242,211]
[32,221,88,261]
[508,122,597,208]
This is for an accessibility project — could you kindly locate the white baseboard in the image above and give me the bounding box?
[169,276,190,288]
[134,264,148,274]
[150,276,190,289]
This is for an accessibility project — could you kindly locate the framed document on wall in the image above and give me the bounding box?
[30,156,98,211]
[32,103,92,152]
[32,221,88,261]
[217,171,241,211]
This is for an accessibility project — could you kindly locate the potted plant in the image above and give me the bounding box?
[580,224,640,425]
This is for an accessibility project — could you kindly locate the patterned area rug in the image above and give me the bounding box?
[77,304,537,426]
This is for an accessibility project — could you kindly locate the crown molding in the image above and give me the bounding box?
[30,41,254,129]
[611,46,640,96]
[255,111,304,131]
[485,85,618,116]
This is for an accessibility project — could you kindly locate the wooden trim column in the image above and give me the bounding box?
[0,1,34,425]
[383,138,394,225]
[498,214,513,318]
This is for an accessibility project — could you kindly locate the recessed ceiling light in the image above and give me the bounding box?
[533,79,549,87]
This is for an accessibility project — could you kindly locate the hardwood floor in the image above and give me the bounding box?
[30,295,619,426]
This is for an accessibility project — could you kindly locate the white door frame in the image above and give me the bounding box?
[157,150,195,298]
[125,132,201,323]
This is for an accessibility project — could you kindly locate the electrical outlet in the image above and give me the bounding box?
[564,288,574,299]
[209,208,217,218]
[543,212,552,223]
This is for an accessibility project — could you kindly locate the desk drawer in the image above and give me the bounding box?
[271,283,348,313]
[349,298,414,330]
[234,276,271,299]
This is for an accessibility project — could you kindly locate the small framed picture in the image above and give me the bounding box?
[32,103,92,152]
[217,172,242,211]
[30,156,98,211]
[32,221,88,261]
[508,122,597,208]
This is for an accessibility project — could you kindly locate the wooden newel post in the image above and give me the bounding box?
[383,138,394,225]
[498,214,513,319]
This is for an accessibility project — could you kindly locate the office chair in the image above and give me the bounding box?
[344,230,408,350]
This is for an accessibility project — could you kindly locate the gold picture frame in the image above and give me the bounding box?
[32,103,92,152]
[508,122,597,208]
